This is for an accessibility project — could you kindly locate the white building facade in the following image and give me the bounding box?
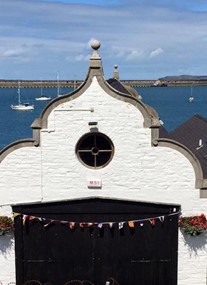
[0,40,207,285]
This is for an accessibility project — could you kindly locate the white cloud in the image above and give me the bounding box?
[42,0,123,6]
[0,43,34,63]
[125,49,145,61]
[149,48,164,58]
[1,49,24,58]
[73,54,90,61]
[1,0,207,79]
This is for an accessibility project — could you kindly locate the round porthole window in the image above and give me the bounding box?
[76,132,114,169]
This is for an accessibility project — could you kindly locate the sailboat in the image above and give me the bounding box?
[188,86,194,103]
[11,82,34,110]
[189,96,194,103]
[35,81,51,101]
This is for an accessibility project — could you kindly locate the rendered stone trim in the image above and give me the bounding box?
[151,127,160,145]
[200,188,207,198]
[0,138,36,163]
[152,137,204,189]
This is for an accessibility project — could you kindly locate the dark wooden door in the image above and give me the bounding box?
[13,198,180,285]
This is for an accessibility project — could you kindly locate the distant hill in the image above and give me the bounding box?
[159,75,207,81]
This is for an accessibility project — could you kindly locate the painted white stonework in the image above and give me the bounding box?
[0,45,206,284]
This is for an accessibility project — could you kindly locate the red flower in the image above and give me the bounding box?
[0,216,14,235]
[179,214,207,236]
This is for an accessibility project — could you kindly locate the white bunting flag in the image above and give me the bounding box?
[118,222,124,229]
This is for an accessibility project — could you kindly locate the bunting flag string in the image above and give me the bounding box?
[12,210,180,230]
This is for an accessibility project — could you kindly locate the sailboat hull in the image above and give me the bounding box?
[35,97,51,101]
[11,104,34,110]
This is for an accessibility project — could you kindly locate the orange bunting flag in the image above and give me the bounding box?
[29,216,36,221]
[128,221,135,228]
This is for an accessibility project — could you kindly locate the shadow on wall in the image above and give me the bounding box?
[0,233,14,256]
[181,232,207,256]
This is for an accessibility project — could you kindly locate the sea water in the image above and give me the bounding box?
[136,86,207,131]
[0,85,207,150]
[0,86,73,150]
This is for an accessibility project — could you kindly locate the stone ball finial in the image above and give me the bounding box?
[113,64,119,80]
[91,40,101,51]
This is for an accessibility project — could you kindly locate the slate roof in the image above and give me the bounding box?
[166,114,207,178]
[107,78,143,100]
[107,78,131,95]
[159,125,169,138]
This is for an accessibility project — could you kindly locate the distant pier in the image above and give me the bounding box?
[0,79,207,88]
[122,80,207,87]
[0,80,82,88]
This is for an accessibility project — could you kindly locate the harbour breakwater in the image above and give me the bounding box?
[1,79,207,88]
[123,80,207,87]
[0,80,81,88]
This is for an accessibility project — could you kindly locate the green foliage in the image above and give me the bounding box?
[0,216,14,235]
[179,214,207,236]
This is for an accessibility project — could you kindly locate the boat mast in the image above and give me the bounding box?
[57,73,60,96]
[41,79,43,97]
[17,81,21,105]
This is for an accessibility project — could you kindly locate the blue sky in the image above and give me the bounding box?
[0,0,207,80]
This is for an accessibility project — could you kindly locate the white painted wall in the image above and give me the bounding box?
[0,77,206,284]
